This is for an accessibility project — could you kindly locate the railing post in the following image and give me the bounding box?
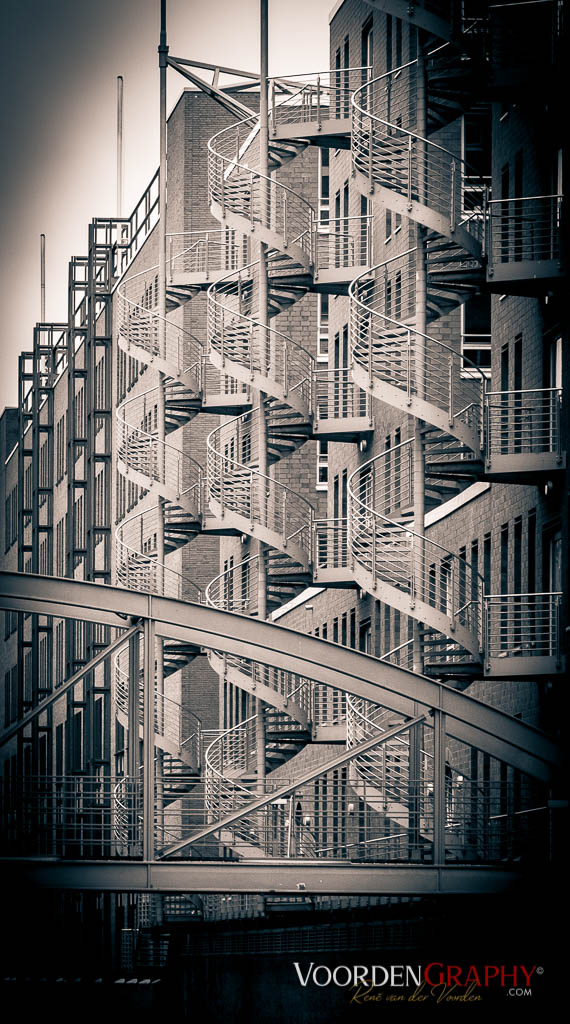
[368,324,373,391]
[283,343,289,397]
[142,609,155,862]
[282,490,287,547]
[368,116,374,194]
[483,595,490,672]
[250,171,255,230]
[482,186,488,259]
[248,323,253,380]
[449,561,456,632]
[480,382,486,456]
[433,708,446,866]
[371,518,377,589]
[407,332,412,406]
[270,79,276,132]
[450,159,456,233]
[448,354,454,426]
[205,232,209,278]
[283,192,288,248]
[220,158,225,218]
[250,472,254,530]
[407,135,413,208]
[556,391,562,463]
[316,75,321,130]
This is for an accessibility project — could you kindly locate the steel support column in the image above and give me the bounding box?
[143,611,156,861]
[410,44,427,857]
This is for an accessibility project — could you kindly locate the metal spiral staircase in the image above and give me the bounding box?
[103,4,564,880]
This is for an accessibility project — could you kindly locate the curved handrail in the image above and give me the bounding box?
[206,410,314,564]
[351,62,485,250]
[207,258,314,415]
[348,447,484,656]
[115,503,205,601]
[207,112,314,265]
[116,398,203,504]
[349,250,486,452]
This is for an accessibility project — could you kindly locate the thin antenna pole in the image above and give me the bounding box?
[40,234,45,321]
[116,76,124,216]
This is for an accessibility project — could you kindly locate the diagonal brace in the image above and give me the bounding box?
[167,59,256,119]
[159,712,428,858]
[0,623,140,746]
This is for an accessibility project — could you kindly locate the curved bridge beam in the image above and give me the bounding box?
[0,571,560,780]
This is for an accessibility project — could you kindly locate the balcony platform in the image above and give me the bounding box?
[485,654,565,679]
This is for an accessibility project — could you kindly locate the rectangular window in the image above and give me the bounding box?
[317,294,329,360]
[395,18,402,68]
[527,509,536,592]
[361,16,373,81]
[318,148,329,225]
[500,523,509,593]
[316,440,328,490]
[461,294,491,377]
[56,414,66,482]
[483,533,491,595]
[386,14,393,73]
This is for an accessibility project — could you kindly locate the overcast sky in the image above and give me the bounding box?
[0,0,332,413]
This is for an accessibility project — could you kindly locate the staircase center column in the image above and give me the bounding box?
[255,0,270,795]
[410,42,427,859]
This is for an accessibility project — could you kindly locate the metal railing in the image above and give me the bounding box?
[117,249,204,383]
[270,67,372,130]
[206,412,314,563]
[207,261,314,415]
[313,214,373,270]
[115,503,205,600]
[313,367,371,422]
[350,249,485,454]
[0,769,552,865]
[484,387,563,460]
[484,593,562,662]
[167,229,250,279]
[348,449,484,659]
[117,391,203,506]
[352,63,485,252]
[486,194,562,271]
[208,112,313,264]
[314,518,349,570]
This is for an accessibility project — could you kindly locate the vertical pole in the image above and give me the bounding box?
[127,632,140,778]
[143,611,155,862]
[256,0,270,794]
[433,708,446,865]
[128,631,140,852]
[116,76,124,217]
[410,45,427,858]
[151,0,168,915]
[40,234,46,321]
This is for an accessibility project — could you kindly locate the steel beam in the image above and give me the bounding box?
[167,59,256,118]
[1,858,526,895]
[0,572,561,779]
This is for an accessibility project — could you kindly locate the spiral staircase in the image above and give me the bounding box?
[110,2,563,886]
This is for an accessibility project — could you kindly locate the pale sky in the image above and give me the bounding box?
[0,0,333,413]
